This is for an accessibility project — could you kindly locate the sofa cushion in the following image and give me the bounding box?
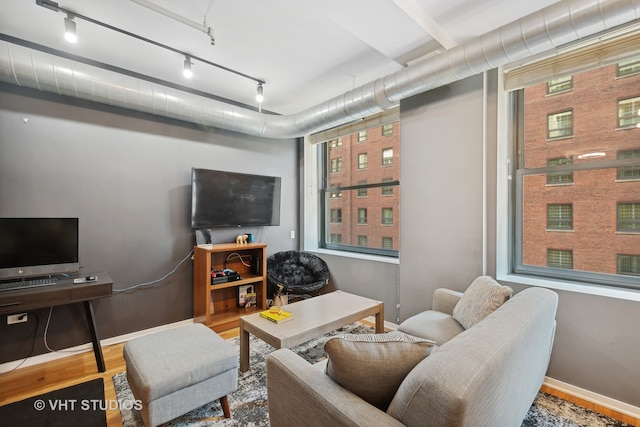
[324,331,437,410]
[397,310,465,345]
[452,276,513,329]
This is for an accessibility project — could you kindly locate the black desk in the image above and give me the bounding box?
[0,272,113,372]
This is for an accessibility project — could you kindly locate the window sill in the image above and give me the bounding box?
[497,272,640,302]
[308,247,400,264]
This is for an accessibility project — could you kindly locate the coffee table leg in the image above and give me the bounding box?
[239,319,250,372]
[375,304,385,333]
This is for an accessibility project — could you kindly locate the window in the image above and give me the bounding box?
[358,131,367,143]
[617,150,640,180]
[618,254,640,275]
[508,53,640,290]
[330,184,342,198]
[548,249,573,269]
[547,157,573,184]
[382,148,393,166]
[382,123,394,136]
[617,97,640,128]
[330,233,342,244]
[381,178,394,195]
[617,57,640,77]
[319,116,400,257]
[358,208,368,225]
[547,111,573,139]
[357,180,367,197]
[331,158,342,173]
[617,202,640,232]
[547,76,573,94]
[547,204,573,230]
[329,138,342,148]
[382,208,393,225]
[330,209,342,223]
[358,153,368,169]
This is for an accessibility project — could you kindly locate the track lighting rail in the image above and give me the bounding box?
[35,0,265,85]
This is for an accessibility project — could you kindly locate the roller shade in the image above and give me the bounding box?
[504,25,640,91]
[309,107,399,145]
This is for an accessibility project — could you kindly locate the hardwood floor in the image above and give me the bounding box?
[1,325,637,427]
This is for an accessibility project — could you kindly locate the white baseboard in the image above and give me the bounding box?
[0,318,194,374]
[544,376,640,420]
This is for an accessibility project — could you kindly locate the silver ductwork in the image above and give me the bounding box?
[1,0,639,139]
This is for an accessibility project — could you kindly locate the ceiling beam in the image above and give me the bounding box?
[390,0,457,50]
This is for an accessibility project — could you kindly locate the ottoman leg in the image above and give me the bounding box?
[220,395,231,418]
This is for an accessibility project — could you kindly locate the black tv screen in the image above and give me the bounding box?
[0,217,80,280]
[191,168,281,229]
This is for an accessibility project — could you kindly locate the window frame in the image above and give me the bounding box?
[547,76,573,94]
[617,96,640,129]
[547,110,574,139]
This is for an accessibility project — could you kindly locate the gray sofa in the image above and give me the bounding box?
[266,284,558,427]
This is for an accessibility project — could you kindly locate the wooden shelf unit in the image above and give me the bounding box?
[193,243,267,332]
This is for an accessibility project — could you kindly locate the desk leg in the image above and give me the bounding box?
[375,303,385,333]
[239,319,250,373]
[84,300,106,373]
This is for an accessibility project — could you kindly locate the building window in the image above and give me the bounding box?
[617,202,640,232]
[547,111,573,139]
[381,178,394,195]
[358,208,368,225]
[358,130,367,143]
[357,180,367,197]
[330,208,342,223]
[319,118,400,257]
[547,204,573,230]
[330,233,342,244]
[358,153,368,169]
[618,254,640,276]
[382,123,394,136]
[382,208,393,225]
[617,97,640,128]
[358,235,368,246]
[547,157,573,184]
[617,57,640,77]
[548,249,573,269]
[330,184,342,198]
[329,138,342,148]
[331,158,342,173]
[617,149,640,180]
[382,148,393,166]
[547,76,573,94]
[510,57,640,290]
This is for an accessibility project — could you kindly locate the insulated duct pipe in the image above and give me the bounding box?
[1,0,639,139]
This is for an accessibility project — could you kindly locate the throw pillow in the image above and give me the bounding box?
[324,331,437,410]
[452,276,513,329]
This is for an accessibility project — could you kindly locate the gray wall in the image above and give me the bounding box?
[0,90,298,363]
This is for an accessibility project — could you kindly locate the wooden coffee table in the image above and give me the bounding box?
[239,290,384,372]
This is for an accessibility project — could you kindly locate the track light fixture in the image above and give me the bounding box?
[256,83,264,103]
[64,14,77,43]
[183,56,193,78]
[37,0,267,111]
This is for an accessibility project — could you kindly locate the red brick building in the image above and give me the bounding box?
[326,122,400,251]
[522,61,640,275]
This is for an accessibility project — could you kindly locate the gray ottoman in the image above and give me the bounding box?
[123,323,238,426]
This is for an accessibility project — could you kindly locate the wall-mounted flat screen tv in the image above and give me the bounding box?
[191,168,281,229]
[0,217,80,280]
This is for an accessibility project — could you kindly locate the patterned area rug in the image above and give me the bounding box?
[113,324,631,427]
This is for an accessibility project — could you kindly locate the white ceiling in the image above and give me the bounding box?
[1,0,560,115]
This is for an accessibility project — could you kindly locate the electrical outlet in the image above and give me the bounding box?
[7,313,28,325]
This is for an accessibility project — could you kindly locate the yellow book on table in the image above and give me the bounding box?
[260,308,294,324]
